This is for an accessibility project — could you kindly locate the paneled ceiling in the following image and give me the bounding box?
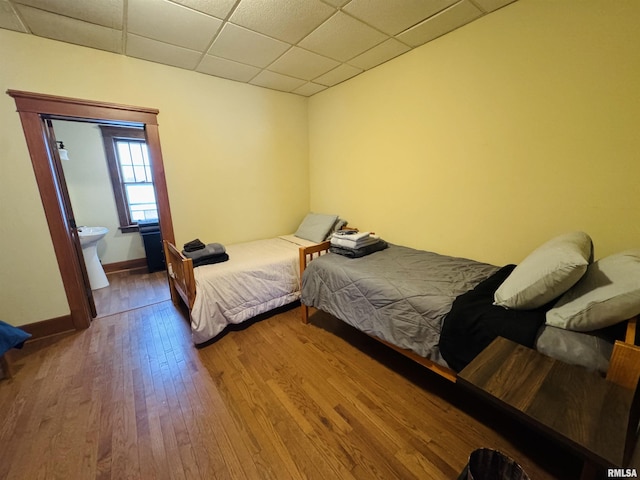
[0,0,516,96]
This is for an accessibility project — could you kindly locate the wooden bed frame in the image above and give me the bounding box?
[298,241,640,385]
[164,241,196,311]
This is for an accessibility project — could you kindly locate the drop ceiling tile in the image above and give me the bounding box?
[313,63,362,86]
[197,55,261,82]
[250,70,307,92]
[16,4,122,53]
[321,0,349,6]
[0,1,28,32]
[230,0,335,44]
[126,33,202,69]
[171,0,237,19]
[298,11,388,62]
[473,0,517,13]
[15,0,123,29]
[128,0,222,52]
[292,82,327,96]
[343,0,457,36]
[267,46,339,81]
[397,0,483,47]
[209,23,291,68]
[348,38,410,70]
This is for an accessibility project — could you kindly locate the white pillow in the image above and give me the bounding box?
[546,250,640,331]
[494,231,592,310]
[294,213,339,243]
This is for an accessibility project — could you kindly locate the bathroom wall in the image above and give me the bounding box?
[54,120,146,265]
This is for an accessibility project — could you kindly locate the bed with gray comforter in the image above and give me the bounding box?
[300,244,499,368]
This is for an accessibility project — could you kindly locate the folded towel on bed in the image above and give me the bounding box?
[183,238,206,252]
[332,231,371,241]
[330,240,388,258]
[182,243,226,260]
[331,235,379,249]
[193,253,229,268]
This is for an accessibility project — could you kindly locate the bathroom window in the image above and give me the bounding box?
[100,126,158,232]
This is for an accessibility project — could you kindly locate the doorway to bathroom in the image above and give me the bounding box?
[51,118,171,318]
[8,90,175,331]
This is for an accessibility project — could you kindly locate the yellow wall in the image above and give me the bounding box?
[308,0,640,266]
[0,29,309,326]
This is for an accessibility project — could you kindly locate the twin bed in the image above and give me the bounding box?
[164,234,318,344]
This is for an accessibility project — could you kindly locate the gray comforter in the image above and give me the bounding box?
[301,244,498,367]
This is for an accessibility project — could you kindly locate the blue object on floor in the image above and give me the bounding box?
[0,320,31,355]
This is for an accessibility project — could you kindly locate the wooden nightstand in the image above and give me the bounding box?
[458,337,639,478]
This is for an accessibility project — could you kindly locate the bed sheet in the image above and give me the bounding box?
[301,244,498,367]
[191,235,316,344]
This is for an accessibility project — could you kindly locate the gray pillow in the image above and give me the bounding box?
[294,213,339,243]
[546,249,640,331]
[535,325,613,373]
[494,231,592,310]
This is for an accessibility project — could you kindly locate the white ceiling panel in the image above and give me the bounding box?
[126,33,202,70]
[343,0,457,36]
[0,1,27,32]
[14,0,123,29]
[16,4,122,53]
[348,38,411,70]
[128,0,222,52]
[267,46,339,81]
[314,63,362,87]
[292,82,327,96]
[320,0,349,6]
[209,23,290,68]
[197,55,261,82]
[1,0,519,96]
[230,0,334,44]
[299,11,388,62]
[250,70,307,92]
[171,0,237,19]
[397,0,483,47]
[473,0,517,13]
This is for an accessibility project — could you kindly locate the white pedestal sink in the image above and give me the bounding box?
[78,227,109,290]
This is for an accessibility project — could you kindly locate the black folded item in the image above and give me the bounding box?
[193,253,229,268]
[184,238,206,252]
[182,243,226,260]
[329,239,388,258]
[439,264,550,372]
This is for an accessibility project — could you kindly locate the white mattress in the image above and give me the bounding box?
[190,235,317,344]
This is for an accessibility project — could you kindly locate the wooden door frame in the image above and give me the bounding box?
[7,89,175,330]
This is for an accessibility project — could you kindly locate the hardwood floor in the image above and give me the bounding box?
[0,299,585,479]
[93,269,170,318]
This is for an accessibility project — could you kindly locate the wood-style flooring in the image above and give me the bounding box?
[93,269,170,318]
[0,274,585,479]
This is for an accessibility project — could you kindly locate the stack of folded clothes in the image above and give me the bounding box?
[181,238,229,267]
[329,230,387,258]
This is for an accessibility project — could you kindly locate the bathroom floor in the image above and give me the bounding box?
[92,269,170,318]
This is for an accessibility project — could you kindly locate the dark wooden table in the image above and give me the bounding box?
[458,337,636,472]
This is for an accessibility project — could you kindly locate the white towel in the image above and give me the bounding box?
[331,235,379,249]
[332,231,371,241]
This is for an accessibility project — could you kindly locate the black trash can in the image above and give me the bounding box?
[461,449,530,480]
[138,219,165,272]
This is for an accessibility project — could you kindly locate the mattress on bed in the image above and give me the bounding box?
[301,244,499,367]
[191,235,316,344]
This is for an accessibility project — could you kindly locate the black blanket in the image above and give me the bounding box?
[439,265,549,372]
